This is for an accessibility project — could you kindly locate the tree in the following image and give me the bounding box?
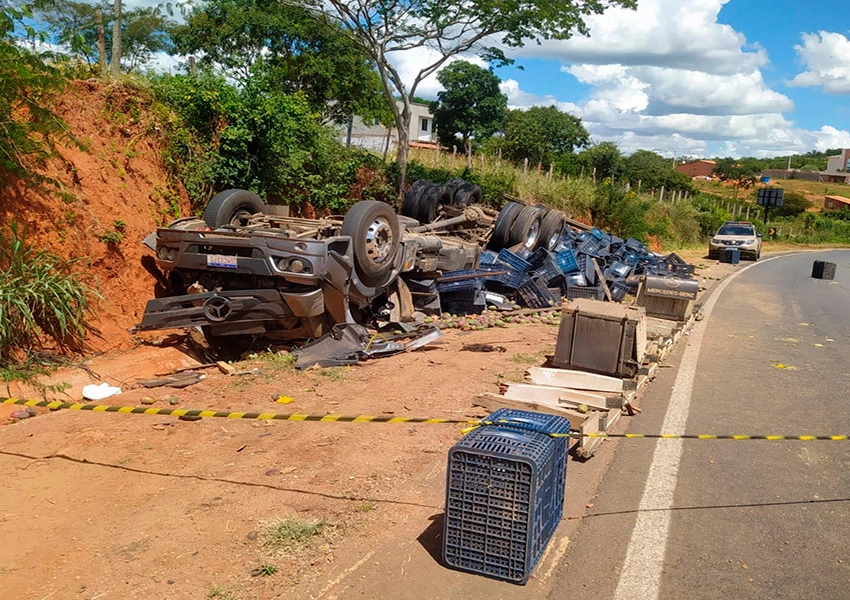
[0,3,71,181]
[296,0,637,196]
[578,141,622,183]
[622,149,693,193]
[33,0,174,73]
[429,61,506,166]
[712,158,762,200]
[502,105,588,167]
[170,0,387,124]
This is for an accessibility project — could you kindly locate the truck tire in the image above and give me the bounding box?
[401,179,431,219]
[452,183,482,206]
[416,184,452,224]
[538,208,566,251]
[509,205,543,249]
[341,201,400,287]
[488,201,524,250]
[203,189,266,228]
[444,177,466,196]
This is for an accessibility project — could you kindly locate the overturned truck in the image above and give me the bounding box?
[137,181,696,348]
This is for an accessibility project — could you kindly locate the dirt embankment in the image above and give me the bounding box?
[1,79,190,353]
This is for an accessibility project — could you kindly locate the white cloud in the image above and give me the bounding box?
[514,0,766,75]
[788,32,850,94]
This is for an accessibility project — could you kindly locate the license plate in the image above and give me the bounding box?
[207,254,238,268]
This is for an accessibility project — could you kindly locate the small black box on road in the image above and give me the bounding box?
[812,260,836,280]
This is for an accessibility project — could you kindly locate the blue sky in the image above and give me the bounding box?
[119,0,850,159]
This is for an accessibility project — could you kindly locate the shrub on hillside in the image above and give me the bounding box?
[0,223,95,359]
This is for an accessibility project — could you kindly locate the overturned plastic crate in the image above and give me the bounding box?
[609,279,630,302]
[443,411,570,584]
[437,269,487,293]
[479,263,528,290]
[554,249,580,274]
[565,285,604,301]
[497,248,532,273]
[440,289,486,315]
[516,277,558,309]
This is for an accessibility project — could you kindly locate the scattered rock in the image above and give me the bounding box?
[140,397,155,405]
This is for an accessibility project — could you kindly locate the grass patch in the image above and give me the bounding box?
[356,502,376,513]
[208,587,240,600]
[511,353,543,365]
[0,353,71,397]
[259,517,328,553]
[256,350,297,370]
[317,367,345,380]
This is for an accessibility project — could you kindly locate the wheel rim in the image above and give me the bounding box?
[364,216,395,263]
[524,220,540,248]
[230,208,255,226]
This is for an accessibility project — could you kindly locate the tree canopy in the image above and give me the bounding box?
[170,0,387,124]
[296,0,637,194]
[621,149,693,192]
[33,0,174,72]
[712,157,762,199]
[429,61,506,160]
[502,105,589,167]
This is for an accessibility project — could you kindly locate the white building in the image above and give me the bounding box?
[340,101,435,153]
[826,149,850,173]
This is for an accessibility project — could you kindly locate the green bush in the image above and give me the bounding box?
[0,223,95,359]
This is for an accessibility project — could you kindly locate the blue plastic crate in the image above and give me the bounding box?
[554,249,579,274]
[515,277,557,309]
[478,250,499,266]
[443,425,566,584]
[496,249,532,273]
[440,289,486,315]
[609,279,630,302]
[563,271,587,288]
[589,227,604,240]
[566,285,604,301]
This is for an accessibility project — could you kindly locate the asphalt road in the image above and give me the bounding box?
[550,251,850,599]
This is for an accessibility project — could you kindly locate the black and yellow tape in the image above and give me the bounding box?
[3,398,848,441]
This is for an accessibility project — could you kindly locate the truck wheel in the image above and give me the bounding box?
[452,183,482,206]
[341,201,400,287]
[401,180,431,219]
[416,184,452,224]
[203,189,266,228]
[444,177,466,196]
[538,208,566,251]
[509,205,543,249]
[488,201,524,250]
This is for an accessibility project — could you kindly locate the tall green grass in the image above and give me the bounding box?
[0,222,96,358]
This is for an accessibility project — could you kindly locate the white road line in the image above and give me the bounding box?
[613,257,777,599]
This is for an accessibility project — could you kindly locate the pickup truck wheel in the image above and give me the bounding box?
[538,209,566,251]
[401,180,431,219]
[203,189,266,228]
[342,201,400,287]
[452,183,482,207]
[488,201,523,250]
[415,184,452,224]
[509,205,543,249]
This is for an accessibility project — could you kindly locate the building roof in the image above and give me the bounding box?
[824,195,850,206]
[680,159,716,165]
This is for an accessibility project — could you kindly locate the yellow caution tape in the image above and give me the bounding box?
[3,398,847,441]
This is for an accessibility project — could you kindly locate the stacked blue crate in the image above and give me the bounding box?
[443,409,570,584]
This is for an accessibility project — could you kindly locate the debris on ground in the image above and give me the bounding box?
[82,382,122,401]
[136,372,205,389]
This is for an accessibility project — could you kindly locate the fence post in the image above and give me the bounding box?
[637,180,642,196]
[523,158,529,176]
[481,152,485,172]
[548,163,554,179]
[659,186,665,202]
[746,205,750,220]
[451,146,456,169]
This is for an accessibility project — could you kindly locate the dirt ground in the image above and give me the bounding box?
[0,320,596,600]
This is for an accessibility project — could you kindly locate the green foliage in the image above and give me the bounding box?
[711,157,762,198]
[691,193,732,236]
[0,3,71,181]
[171,0,386,124]
[501,106,588,167]
[0,222,95,359]
[753,189,812,218]
[151,72,382,211]
[256,564,277,577]
[622,150,694,193]
[577,142,622,182]
[430,61,507,152]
